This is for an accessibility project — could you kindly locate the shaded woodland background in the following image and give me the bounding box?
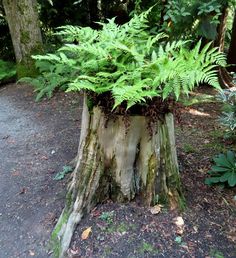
[0,0,236,72]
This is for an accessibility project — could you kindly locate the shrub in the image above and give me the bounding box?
[205,150,236,187]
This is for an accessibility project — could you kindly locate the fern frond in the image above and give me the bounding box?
[30,10,225,105]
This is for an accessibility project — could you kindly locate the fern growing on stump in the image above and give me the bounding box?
[27,10,226,258]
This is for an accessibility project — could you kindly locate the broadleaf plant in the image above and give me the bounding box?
[205,151,236,187]
[27,10,226,108]
[217,90,236,140]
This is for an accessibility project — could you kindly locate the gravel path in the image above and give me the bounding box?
[0,83,81,258]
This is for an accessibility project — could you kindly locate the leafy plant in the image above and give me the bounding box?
[138,241,158,255]
[205,151,236,187]
[183,143,196,154]
[53,165,73,180]
[0,60,16,83]
[28,10,225,108]
[161,0,228,40]
[20,53,78,101]
[99,211,114,224]
[209,249,225,258]
[217,90,236,139]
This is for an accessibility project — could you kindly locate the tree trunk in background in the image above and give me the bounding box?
[215,6,234,88]
[2,0,43,78]
[215,6,228,51]
[227,11,236,73]
[88,0,99,27]
[51,95,184,258]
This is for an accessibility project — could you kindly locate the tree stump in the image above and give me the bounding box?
[51,95,183,257]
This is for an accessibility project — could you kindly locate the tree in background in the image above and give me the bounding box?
[227,10,236,73]
[0,3,14,61]
[2,0,43,78]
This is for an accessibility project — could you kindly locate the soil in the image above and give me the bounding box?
[0,83,236,258]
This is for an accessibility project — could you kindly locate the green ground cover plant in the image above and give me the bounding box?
[205,150,236,187]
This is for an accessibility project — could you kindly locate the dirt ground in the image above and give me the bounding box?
[0,83,236,258]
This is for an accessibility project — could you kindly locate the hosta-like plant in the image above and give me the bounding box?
[205,151,236,187]
[27,10,226,108]
[217,90,236,139]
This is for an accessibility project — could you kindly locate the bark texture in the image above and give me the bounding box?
[51,96,183,257]
[2,0,43,78]
[217,7,234,88]
[227,11,236,73]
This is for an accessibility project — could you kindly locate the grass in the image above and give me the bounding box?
[106,222,130,234]
[183,143,197,153]
[209,249,224,258]
[137,241,159,255]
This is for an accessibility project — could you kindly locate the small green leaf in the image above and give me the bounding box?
[205,177,221,185]
[53,165,73,180]
[228,173,236,187]
[211,166,230,173]
[226,151,236,166]
[219,172,231,182]
[175,236,182,244]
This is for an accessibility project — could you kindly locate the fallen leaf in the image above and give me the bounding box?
[29,250,35,256]
[81,227,92,240]
[7,139,16,144]
[173,216,184,227]
[68,247,80,255]
[11,170,20,176]
[227,229,236,243]
[173,216,185,235]
[193,226,198,233]
[150,204,162,215]
[176,227,184,235]
[91,207,101,217]
[17,187,27,195]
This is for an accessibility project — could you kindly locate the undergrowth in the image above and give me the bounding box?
[0,60,16,84]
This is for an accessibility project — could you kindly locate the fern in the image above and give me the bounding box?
[0,60,16,83]
[27,10,225,107]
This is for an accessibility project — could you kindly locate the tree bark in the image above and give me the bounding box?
[51,95,183,258]
[216,6,234,88]
[227,10,236,73]
[2,0,43,78]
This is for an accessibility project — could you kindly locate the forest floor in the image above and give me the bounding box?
[0,83,235,258]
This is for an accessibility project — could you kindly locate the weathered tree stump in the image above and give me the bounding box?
[51,95,183,257]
